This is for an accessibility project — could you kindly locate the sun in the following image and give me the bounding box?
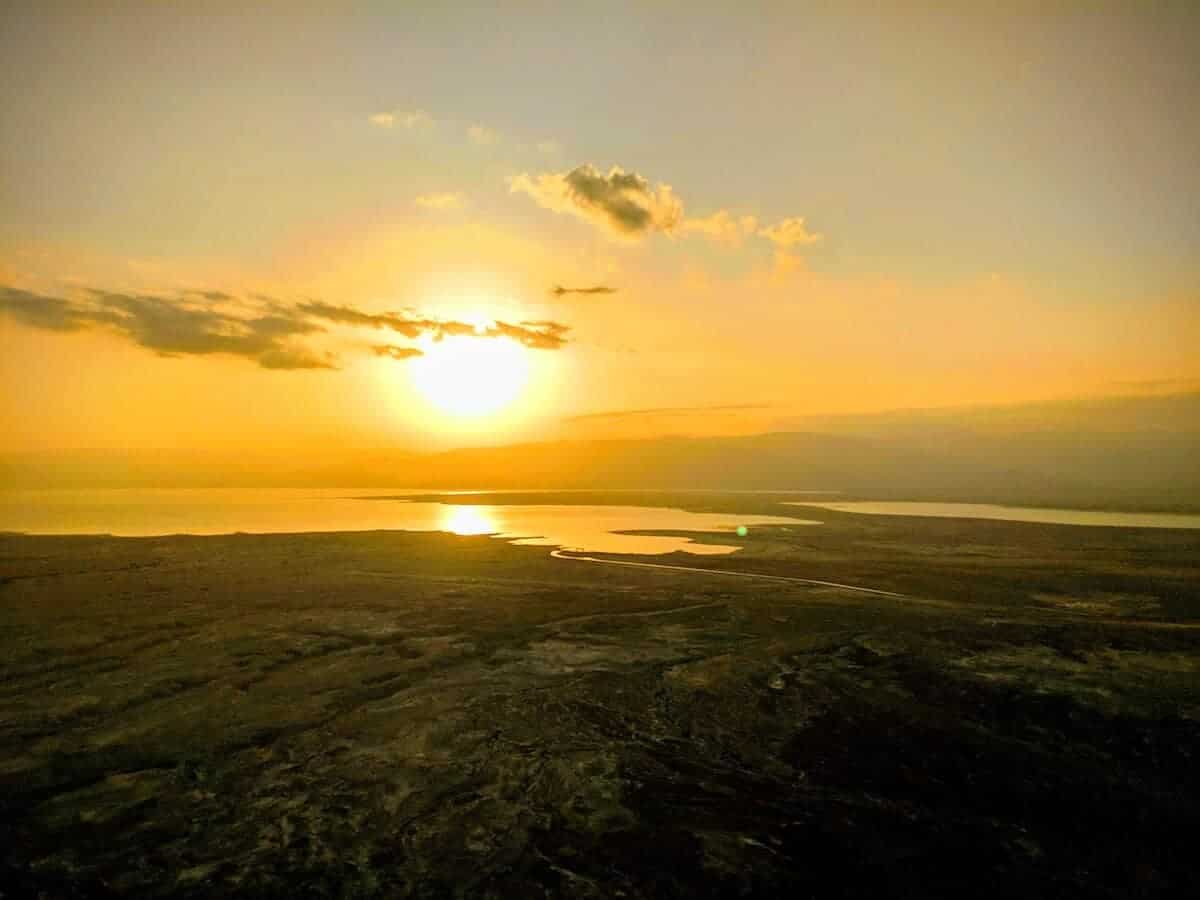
[409,335,530,417]
[440,505,498,535]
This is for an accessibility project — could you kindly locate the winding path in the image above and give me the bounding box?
[549,549,911,599]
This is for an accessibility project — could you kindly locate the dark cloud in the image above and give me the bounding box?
[565,166,657,233]
[511,165,819,263]
[371,344,424,361]
[552,284,616,297]
[295,301,430,338]
[2,286,331,369]
[0,286,121,332]
[301,301,570,350]
[2,284,571,370]
[488,320,569,349]
[509,164,683,238]
[427,319,478,339]
[83,289,330,366]
[258,347,338,370]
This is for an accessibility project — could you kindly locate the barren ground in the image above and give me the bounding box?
[2,493,1198,897]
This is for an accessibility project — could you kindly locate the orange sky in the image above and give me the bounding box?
[2,3,1198,454]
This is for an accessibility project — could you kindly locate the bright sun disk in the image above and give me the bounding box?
[440,505,498,536]
[409,334,530,417]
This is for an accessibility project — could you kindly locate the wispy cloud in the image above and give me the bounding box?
[509,164,683,239]
[1,285,572,370]
[0,286,119,332]
[483,319,570,350]
[294,301,426,337]
[467,124,498,145]
[186,289,234,302]
[551,284,616,297]
[297,302,571,349]
[369,109,432,129]
[414,192,467,211]
[757,217,823,272]
[682,211,758,246]
[758,217,823,249]
[0,286,334,369]
[510,163,819,266]
[371,344,424,361]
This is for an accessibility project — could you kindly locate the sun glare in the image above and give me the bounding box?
[409,335,530,417]
[440,505,498,536]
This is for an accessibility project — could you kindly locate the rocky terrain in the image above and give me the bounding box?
[2,498,1198,897]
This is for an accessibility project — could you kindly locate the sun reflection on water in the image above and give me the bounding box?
[440,505,498,536]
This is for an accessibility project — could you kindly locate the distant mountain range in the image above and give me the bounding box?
[4,392,1198,512]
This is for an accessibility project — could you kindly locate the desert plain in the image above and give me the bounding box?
[2,492,1198,898]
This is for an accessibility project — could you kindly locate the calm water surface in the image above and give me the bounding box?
[0,489,817,555]
[785,500,1200,530]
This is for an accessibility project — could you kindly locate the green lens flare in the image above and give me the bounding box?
[735,525,748,537]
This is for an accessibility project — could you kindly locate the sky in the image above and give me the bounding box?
[1,1,1198,456]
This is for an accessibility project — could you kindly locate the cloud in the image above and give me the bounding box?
[535,140,561,155]
[86,289,334,367]
[507,164,820,263]
[0,286,335,369]
[2,285,572,370]
[414,192,467,211]
[756,217,824,273]
[552,284,616,297]
[371,344,424,361]
[682,211,759,246]
[508,164,684,239]
[257,347,339,370]
[0,286,120,331]
[483,320,569,350]
[467,124,498,145]
[369,110,432,129]
[295,301,429,338]
[298,301,569,349]
[758,217,822,248]
[410,317,569,349]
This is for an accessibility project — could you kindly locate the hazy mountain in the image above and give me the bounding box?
[771,391,1200,509]
[4,392,1197,511]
